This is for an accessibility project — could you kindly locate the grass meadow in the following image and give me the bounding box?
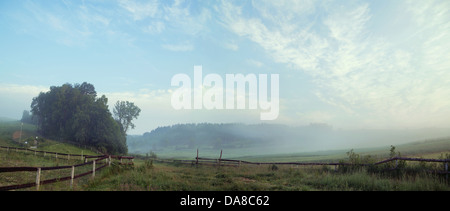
[82,158,449,191]
[0,121,449,191]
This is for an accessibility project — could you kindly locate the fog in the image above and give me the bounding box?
[218,124,450,153]
[127,123,450,156]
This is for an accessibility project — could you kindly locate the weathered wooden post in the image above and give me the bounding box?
[196,148,199,165]
[70,166,75,189]
[445,162,448,181]
[36,168,41,191]
[92,160,96,179]
[218,150,223,167]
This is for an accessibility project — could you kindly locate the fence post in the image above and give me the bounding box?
[36,168,41,191]
[70,166,75,189]
[218,150,222,166]
[109,156,111,166]
[445,162,448,181]
[196,148,199,165]
[92,160,96,179]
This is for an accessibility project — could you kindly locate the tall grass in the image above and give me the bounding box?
[83,146,449,191]
[82,159,449,191]
[0,149,95,190]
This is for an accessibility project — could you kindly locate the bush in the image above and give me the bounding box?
[338,149,369,173]
[269,164,279,171]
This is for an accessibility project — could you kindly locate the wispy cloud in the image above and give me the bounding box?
[118,0,159,21]
[162,42,194,52]
[0,83,49,119]
[246,59,264,67]
[219,0,450,128]
[21,0,113,47]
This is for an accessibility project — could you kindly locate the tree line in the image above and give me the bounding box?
[28,82,140,154]
[126,123,330,154]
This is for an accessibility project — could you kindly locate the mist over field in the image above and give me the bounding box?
[127,123,450,157]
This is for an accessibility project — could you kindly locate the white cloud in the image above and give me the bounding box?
[246,59,264,67]
[162,42,194,52]
[223,41,239,51]
[296,111,334,124]
[218,0,450,129]
[0,84,49,119]
[144,21,165,34]
[0,83,49,97]
[22,0,114,47]
[118,0,159,21]
[102,87,267,134]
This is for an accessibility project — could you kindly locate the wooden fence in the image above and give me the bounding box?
[0,146,134,191]
[190,150,450,176]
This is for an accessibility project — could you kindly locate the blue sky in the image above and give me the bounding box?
[1,0,449,135]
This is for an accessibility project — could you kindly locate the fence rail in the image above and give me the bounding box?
[194,155,449,167]
[189,149,450,177]
[0,146,134,191]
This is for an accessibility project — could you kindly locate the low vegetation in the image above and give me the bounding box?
[1,121,449,191]
[83,156,449,191]
[82,144,449,191]
[1,143,448,191]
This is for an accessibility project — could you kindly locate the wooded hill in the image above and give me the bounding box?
[30,82,127,154]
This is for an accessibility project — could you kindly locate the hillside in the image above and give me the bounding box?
[127,123,450,158]
[0,121,99,156]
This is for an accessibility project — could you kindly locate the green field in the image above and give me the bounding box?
[83,155,449,191]
[0,121,99,156]
[0,121,101,190]
[85,138,450,191]
[0,120,449,191]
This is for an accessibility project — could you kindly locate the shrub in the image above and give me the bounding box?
[269,164,279,171]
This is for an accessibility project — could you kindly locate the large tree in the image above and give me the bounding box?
[113,100,141,134]
[30,82,127,154]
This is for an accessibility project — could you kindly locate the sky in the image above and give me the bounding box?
[0,0,449,135]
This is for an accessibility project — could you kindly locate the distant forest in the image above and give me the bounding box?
[127,123,334,154]
[127,123,450,155]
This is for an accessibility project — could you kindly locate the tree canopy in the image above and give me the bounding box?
[113,100,141,134]
[30,82,127,154]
